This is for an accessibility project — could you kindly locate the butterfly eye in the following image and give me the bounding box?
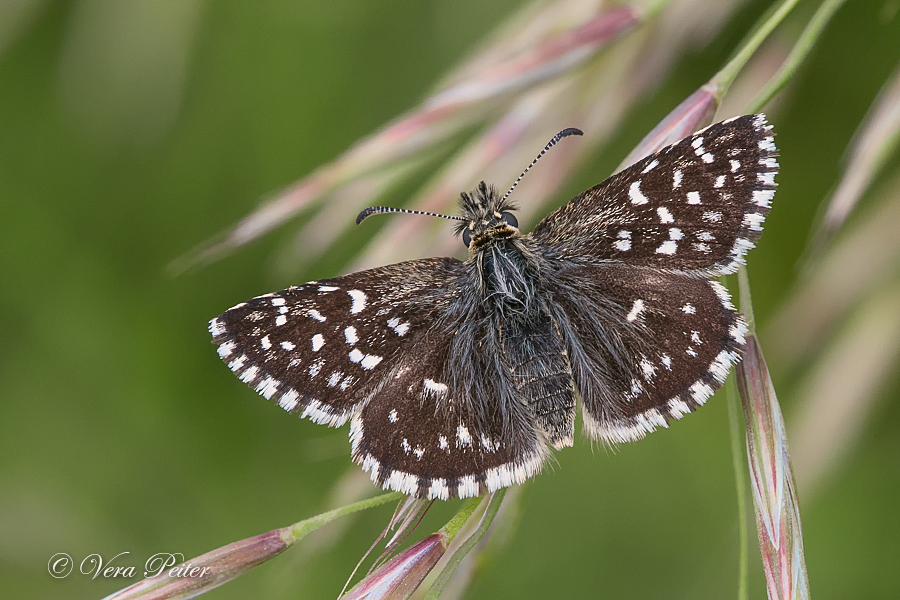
[462,228,473,247]
[501,212,518,228]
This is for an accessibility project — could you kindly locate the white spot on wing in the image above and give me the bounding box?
[217,341,236,358]
[348,290,367,314]
[307,309,326,322]
[389,409,398,423]
[275,315,287,327]
[673,169,683,188]
[743,212,765,231]
[360,354,382,370]
[260,335,272,350]
[614,229,632,251]
[209,318,226,337]
[714,174,726,188]
[686,191,701,205]
[642,159,659,173]
[457,424,472,447]
[639,359,656,380]
[758,171,776,186]
[630,379,643,395]
[424,379,448,394]
[690,381,715,403]
[753,189,775,208]
[629,180,649,205]
[328,372,342,387]
[311,334,325,352]
[256,377,279,399]
[730,159,740,172]
[387,317,411,336]
[626,299,645,322]
[428,479,449,500]
[228,354,247,372]
[759,136,776,152]
[458,475,478,498]
[239,365,259,384]
[344,326,358,345]
[656,240,677,254]
[280,340,295,351]
[657,206,674,223]
[681,303,696,314]
[730,320,748,345]
[278,389,299,412]
[668,398,690,417]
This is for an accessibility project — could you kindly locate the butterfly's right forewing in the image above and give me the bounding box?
[533,114,777,276]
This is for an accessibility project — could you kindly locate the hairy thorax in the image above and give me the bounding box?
[472,234,544,320]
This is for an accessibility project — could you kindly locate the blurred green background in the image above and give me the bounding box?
[2,1,899,599]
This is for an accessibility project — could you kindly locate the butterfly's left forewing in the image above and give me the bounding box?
[210,258,463,427]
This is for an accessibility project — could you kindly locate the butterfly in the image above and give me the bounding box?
[210,114,776,500]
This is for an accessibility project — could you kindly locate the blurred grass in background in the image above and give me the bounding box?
[1,0,899,598]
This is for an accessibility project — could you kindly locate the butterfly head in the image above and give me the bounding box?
[456,181,520,250]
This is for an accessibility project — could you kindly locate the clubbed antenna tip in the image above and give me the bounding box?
[502,128,584,203]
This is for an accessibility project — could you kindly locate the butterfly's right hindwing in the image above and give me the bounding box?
[210,258,463,428]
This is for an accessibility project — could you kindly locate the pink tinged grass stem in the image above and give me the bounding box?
[424,489,507,600]
[815,59,900,242]
[180,5,641,270]
[424,7,641,110]
[622,0,808,171]
[341,496,485,600]
[617,83,719,170]
[341,534,448,600]
[735,335,810,600]
[102,492,402,600]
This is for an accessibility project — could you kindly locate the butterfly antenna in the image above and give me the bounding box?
[502,128,583,203]
[356,206,466,225]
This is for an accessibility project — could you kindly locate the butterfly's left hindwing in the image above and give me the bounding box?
[210,258,463,428]
[351,329,549,500]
